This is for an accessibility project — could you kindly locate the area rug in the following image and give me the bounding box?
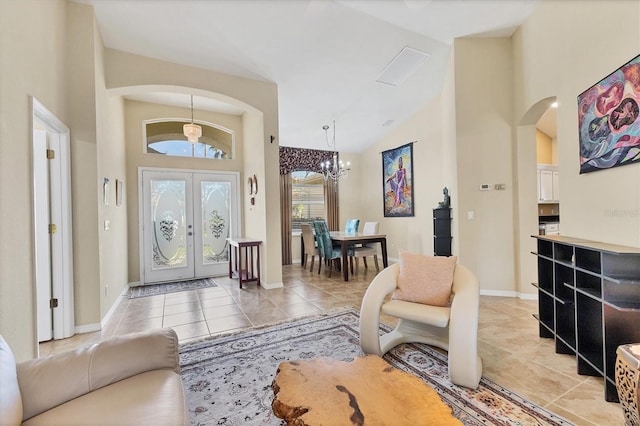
[179,308,572,426]
[128,278,218,299]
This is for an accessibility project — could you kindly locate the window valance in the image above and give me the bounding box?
[279,146,336,175]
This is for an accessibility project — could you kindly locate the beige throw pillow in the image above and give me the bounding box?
[392,251,458,306]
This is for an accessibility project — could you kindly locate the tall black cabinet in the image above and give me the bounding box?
[433,208,452,256]
[532,235,640,401]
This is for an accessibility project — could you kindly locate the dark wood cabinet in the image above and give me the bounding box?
[433,208,452,256]
[532,235,640,401]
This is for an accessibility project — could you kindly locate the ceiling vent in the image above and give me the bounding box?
[376,46,430,87]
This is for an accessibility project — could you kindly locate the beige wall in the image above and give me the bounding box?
[123,100,244,283]
[536,129,553,164]
[95,19,129,320]
[454,37,517,294]
[357,95,448,262]
[513,0,640,248]
[66,2,102,329]
[0,0,106,359]
[3,0,640,361]
[0,0,68,360]
[105,50,282,286]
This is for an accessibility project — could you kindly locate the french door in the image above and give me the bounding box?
[141,169,240,284]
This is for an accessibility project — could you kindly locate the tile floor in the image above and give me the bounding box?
[40,264,623,426]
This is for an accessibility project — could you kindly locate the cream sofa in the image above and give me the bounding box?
[0,328,188,425]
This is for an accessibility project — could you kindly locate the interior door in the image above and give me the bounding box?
[32,98,75,345]
[33,129,52,341]
[142,170,239,284]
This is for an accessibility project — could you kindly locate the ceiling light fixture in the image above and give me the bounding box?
[183,95,202,143]
[320,120,350,182]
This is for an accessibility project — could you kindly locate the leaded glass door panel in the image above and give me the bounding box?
[141,170,239,284]
[142,172,193,283]
[193,173,239,277]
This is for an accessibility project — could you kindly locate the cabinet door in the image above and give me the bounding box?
[537,169,541,201]
[540,170,553,201]
[552,171,560,201]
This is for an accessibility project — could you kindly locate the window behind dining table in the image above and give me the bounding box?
[291,171,325,232]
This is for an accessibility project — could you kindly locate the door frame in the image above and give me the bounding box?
[138,166,241,285]
[31,97,75,343]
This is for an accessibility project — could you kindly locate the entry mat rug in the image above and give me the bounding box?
[128,278,218,299]
[179,308,572,425]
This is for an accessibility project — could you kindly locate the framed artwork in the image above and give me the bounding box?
[577,53,640,174]
[382,142,414,217]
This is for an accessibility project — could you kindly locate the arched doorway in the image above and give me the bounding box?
[514,96,557,295]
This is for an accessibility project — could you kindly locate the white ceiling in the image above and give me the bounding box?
[80,0,540,152]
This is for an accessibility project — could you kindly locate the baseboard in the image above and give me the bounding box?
[480,289,538,300]
[75,323,101,334]
[261,281,284,289]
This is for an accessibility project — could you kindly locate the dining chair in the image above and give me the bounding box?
[351,222,380,274]
[345,219,360,234]
[313,220,343,277]
[300,223,319,272]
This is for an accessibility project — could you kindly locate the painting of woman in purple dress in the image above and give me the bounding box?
[382,143,414,217]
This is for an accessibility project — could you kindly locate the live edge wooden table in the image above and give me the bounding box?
[227,237,262,288]
[272,355,461,426]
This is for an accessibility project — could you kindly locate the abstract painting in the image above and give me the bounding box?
[577,54,640,174]
[382,142,414,217]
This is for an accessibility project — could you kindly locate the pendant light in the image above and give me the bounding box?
[183,95,202,143]
[320,120,350,182]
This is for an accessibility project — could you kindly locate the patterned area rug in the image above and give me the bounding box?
[128,278,218,299]
[179,308,572,426]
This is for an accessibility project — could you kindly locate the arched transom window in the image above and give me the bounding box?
[145,120,234,159]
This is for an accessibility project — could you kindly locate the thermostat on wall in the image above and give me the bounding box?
[479,184,492,191]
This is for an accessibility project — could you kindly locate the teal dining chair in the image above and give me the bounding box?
[345,219,360,234]
[313,220,343,277]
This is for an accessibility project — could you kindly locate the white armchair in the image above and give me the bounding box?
[359,262,482,389]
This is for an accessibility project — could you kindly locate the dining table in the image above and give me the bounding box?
[329,231,388,282]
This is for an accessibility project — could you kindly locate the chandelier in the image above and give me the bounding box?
[320,120,350,182]
[183,95,202,143]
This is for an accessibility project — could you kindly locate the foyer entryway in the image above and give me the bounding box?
[140,169,240,284]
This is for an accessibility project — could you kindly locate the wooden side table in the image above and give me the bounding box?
[227,237,262,288]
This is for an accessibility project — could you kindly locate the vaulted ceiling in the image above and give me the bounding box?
[80,0,540,152]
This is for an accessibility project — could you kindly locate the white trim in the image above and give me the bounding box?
[31,97,75,340]
[261,281,284,289]
[75,323,101,334]
[480,289,538,300]
[100,289,130,330]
